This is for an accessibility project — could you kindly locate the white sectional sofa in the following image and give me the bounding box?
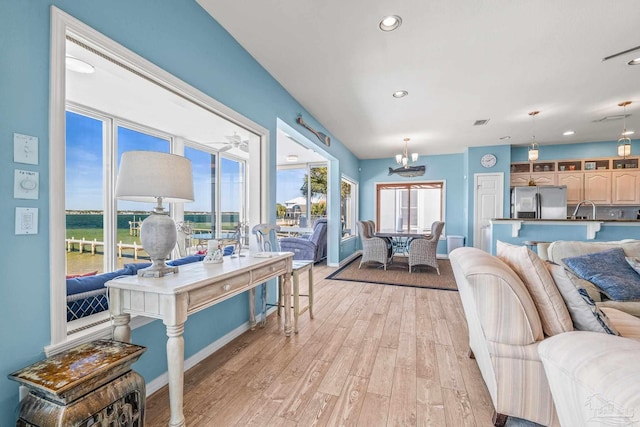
[450,244,640,427]
[546,239,640,317]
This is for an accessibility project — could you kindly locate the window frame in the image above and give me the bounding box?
[340,175,358,241]
[184,141,249,240]
[375,181,445,235]
[49,7,269,355]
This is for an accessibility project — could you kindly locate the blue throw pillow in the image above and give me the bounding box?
[563,248,640,301]
[167,254,205,266]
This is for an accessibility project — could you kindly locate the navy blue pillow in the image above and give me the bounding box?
[168,254,205,266]
[125,254,205,274]
[66,267,132,296]
[563,247,640,301]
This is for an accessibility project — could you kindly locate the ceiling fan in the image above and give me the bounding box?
[209,133,249,153]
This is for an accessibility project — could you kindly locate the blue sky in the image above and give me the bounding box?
[66,111,306,211]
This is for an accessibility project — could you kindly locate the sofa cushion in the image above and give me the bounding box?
[497,241,573,336]
[66,267,132,296]
[547,240,640,264]
[563,248,640,301]
[546,262,619,335]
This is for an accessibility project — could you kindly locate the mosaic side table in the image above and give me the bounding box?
[9,339,146,426]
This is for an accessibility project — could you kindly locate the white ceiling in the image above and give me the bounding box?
[197,0,640,158]
[67,40,326,165]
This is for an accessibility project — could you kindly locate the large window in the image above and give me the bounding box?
[184,146,247,241]
[341,176,357,239]
[66,110,172,277]
[376,182,444,233]
[64,108,249,334]
[276,163,327,228]
[51,13,268,350]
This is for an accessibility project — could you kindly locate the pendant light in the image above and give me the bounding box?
[395,137,419,167]
[527,111,540,162]
[617,101,632,158]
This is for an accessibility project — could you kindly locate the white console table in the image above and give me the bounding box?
[106,252,294,427]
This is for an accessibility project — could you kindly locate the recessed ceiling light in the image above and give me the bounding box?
[623,130,635,136]
[65,56,95,74]
[628,57,640,65]
[286,154,298,162]
[563,130,575,136]
[499,136,511,140]
[379,15,402,32]
[392,90,408,98]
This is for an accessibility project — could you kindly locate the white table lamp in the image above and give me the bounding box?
[115,151,194,277]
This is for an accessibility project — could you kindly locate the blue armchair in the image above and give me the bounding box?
[280,218,328,262]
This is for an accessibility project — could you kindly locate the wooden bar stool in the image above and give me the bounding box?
[277,259,314,333]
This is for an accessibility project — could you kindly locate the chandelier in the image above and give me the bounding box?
[395,138,418,167]
[617,101,632,158]
[390,137,425,177]
[527,111,540,162]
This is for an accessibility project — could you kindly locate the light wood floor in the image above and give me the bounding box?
[145,262,497,426]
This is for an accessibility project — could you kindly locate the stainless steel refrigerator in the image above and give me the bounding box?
[511,186,568,219]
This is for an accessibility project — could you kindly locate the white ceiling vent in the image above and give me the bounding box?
[473,119,490,126]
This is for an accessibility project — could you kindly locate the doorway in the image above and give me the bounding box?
[473,173,504,252]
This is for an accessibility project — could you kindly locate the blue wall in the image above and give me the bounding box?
[0,1,359,421]
[358,154,466,254]
[358,144,513,250]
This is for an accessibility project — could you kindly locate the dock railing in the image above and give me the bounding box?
[65,237,148,260]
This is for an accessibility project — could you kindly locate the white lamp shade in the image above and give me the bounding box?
[115,151,194,203]
[411,153,419,162]
[528,148,539,162]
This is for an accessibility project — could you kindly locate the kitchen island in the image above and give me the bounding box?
[489,218,640,254]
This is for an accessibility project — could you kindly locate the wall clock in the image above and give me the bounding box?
[481,153,497,168]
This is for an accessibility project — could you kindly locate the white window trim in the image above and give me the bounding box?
[49,7,268,355]
[372,179,447,238]
[341,174,358,242]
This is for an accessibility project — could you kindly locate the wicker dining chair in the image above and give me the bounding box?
[408,221,445,274]
[357,220,393,270]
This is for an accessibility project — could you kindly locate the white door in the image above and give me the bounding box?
[474,173,504,252]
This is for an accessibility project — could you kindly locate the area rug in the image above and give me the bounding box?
[326,256,458,291]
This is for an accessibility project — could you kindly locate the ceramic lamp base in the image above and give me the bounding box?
[139,211,178,278]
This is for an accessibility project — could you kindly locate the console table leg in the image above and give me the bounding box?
[282,271,292,336]
[293,269,300,334]
[166,324,185,427]
[248,288,256,330]
[112,313,131,343]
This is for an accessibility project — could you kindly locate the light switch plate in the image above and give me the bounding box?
[15,207,38,235]
[14,169,39,200]
[14,133,39,165]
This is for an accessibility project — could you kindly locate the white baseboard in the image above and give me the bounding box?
[145,308,274,396]
[339,250,362,267]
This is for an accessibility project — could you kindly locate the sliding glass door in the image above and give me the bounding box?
[376,182,443,232]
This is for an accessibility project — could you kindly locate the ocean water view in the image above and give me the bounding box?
[65,211,239,274]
